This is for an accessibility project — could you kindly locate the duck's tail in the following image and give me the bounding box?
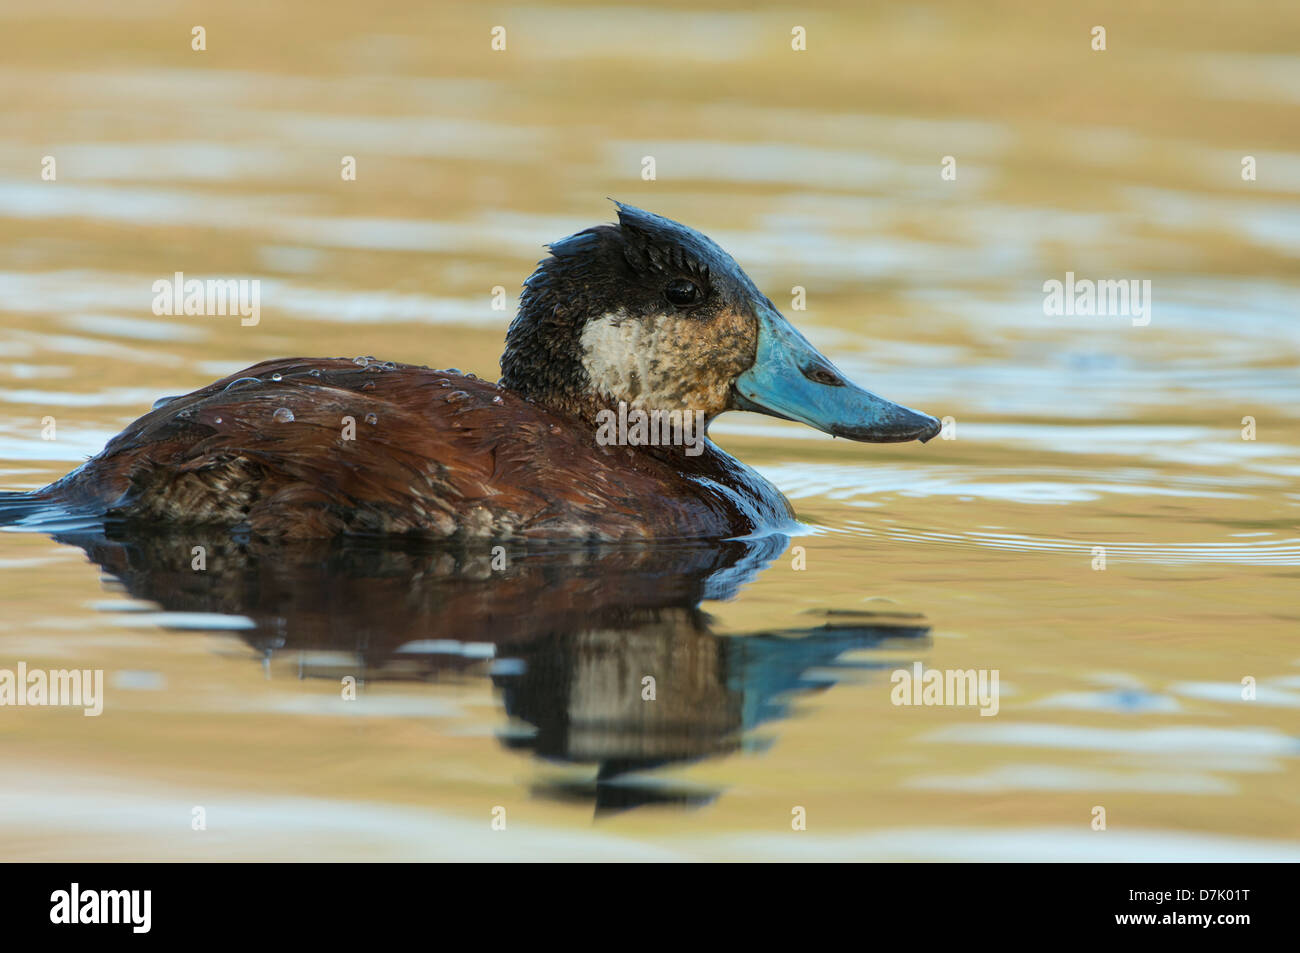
[0,490,51,524]
[0,489,97,531]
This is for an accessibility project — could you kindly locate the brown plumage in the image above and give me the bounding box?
[36,357,790,540]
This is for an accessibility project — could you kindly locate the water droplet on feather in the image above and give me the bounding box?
[223,377,261,392]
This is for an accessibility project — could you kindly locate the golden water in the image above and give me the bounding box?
[1,1,1297,860]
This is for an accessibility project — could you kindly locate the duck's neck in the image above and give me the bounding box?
[498,348,600,426]
[497,249,599,414]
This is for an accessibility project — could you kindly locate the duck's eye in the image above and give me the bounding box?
[664,278,701,307]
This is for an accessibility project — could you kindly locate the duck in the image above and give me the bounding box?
[11,203,941,540]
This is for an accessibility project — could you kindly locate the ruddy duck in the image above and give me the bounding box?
[10,204,940,540]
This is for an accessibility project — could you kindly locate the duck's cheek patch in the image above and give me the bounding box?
[580,311,678,405]
[580,310,744,416]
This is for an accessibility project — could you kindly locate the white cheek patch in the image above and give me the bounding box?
[580,310,679,406]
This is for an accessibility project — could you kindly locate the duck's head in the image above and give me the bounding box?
[500,203,941,444]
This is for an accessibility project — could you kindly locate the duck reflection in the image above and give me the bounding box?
[44,524,929,815]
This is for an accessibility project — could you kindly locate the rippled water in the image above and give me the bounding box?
[1,1,1298,860]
